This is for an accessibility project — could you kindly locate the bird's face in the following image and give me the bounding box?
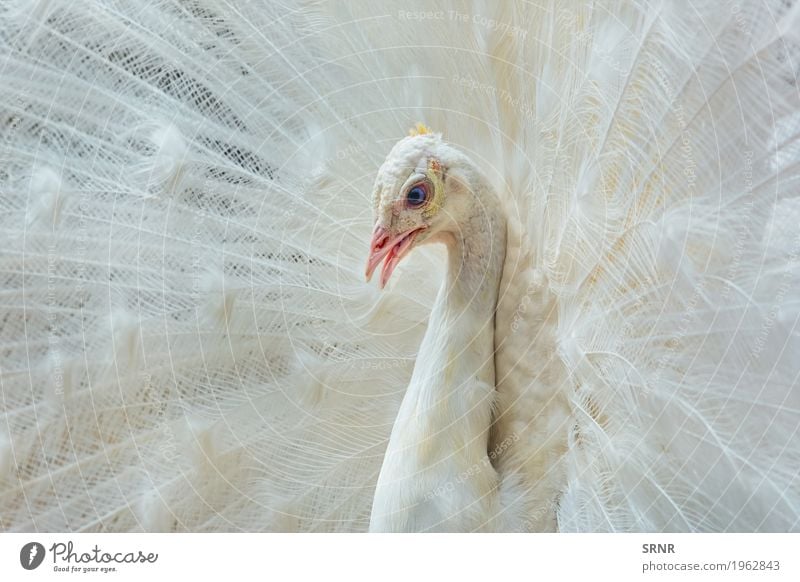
[366,128,466,288]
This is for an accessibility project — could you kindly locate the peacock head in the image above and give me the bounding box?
[366,123,480,288]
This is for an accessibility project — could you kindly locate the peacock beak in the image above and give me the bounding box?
[365,225,424,289]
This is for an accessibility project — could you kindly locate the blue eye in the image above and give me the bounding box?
[406,184,428,207]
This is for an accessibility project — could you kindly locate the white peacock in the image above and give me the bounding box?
[1,0,799,533]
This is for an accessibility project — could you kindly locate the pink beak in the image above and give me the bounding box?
[365,225,424,289]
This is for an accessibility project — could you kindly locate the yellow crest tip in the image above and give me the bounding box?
[408,122,432,137]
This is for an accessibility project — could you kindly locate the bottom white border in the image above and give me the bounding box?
[2,533,798,581]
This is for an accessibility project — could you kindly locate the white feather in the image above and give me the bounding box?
[26,167,66,229]
[0,429,12,482]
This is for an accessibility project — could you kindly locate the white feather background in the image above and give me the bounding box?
[1,0,799,532]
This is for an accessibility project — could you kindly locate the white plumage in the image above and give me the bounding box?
[1,0,799,532]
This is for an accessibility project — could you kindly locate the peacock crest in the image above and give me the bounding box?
[408,122,432,136]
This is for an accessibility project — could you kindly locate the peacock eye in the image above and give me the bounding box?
[406,183,428,207]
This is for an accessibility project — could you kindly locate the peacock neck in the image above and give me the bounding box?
[369,183,507,532]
